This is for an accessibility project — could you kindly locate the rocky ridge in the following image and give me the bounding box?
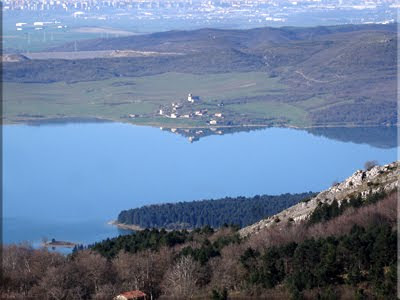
[239,161,399,237]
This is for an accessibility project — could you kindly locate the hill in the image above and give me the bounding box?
[240,161,398,237]
[3,24,397,127]
[48,24,396,53]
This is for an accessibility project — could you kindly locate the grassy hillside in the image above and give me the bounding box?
[4,72,312,126]
[3,24,397,127]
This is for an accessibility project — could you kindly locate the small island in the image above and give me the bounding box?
[42,238,77,248]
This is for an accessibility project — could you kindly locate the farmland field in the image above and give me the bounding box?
[5,72,309,126]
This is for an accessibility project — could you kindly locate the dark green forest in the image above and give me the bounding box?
[117,192,315,229]
[240,223,397,299]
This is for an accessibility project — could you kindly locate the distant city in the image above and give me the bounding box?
[3,0,398,12]
[3,0,397,26]
[2,0,397,52]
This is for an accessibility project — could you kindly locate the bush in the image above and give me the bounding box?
[364,160,378,171]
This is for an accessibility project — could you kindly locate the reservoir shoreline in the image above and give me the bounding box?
[2,116,397,130]
[108,220,144,232]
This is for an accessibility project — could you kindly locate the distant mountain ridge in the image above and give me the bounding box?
[48,23,396,53]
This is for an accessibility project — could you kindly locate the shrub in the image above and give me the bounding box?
[364,160,378,171]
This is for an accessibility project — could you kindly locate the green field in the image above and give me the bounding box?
[228,101,310,126]
[4,71,314,127]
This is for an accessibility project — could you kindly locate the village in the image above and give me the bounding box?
[157,93,224,126]
[127,93,231,142]
[125,92,278,142]
[127,93,224,125]
[158,93,226,142]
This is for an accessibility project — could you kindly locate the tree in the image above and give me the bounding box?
[33,266,69,300]
[162,256,201,299]
[72,250,111,296]
[114,248,172,299]
[210,244,246,292]
[113,251,145,292]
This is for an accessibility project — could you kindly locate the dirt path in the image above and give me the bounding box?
[295,70,335,84]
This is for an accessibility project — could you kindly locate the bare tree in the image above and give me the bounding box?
[113,251,144,291]
[32,266,68,300]
[210,244,247,292]
[114,248,173,299]
[93,283,118,300]
[162,256,201,299]
[73,250,110,295]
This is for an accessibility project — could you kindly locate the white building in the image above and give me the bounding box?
[187,93,199,103]
[172,103,182,109]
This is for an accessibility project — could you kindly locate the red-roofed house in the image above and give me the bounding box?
[114,290,147,300]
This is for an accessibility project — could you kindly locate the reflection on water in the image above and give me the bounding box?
[306,127,397,149]
[18,117,398,149]
[160,126,266,143]
[163,125,397,149]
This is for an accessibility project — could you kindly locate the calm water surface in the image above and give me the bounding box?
[3,123,398,248]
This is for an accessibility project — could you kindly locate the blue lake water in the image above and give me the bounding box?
[3,123,398,249]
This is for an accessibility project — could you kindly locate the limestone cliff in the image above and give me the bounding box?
[239,161,398,237]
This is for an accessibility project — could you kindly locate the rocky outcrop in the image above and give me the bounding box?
[239,161,398,237]
[2,54,29,63]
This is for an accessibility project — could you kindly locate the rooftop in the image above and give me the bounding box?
[119,290,146,299]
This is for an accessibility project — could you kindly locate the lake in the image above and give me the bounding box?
[3,123,397,250]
